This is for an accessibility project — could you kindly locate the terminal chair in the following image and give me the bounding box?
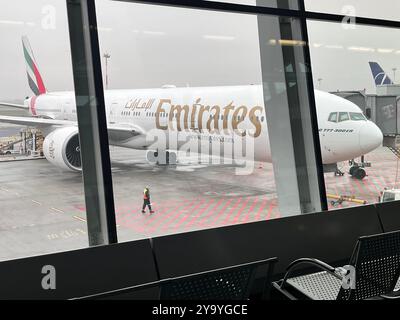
[159,257,277,300]
[72,257,277,300]
[273,231,400,300]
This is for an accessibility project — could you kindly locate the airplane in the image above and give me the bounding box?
[369,61,394,86]
[0,36,383,180]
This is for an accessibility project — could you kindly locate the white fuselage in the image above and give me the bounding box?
[26,85,383,164]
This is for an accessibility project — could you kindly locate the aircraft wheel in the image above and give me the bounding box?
[349,166,357,176]
[354,168,366,180]
[166,151,177,165]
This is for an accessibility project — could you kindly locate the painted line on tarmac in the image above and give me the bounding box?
[51,207,64,214]
[73,216,86,222]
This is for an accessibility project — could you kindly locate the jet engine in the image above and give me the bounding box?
[43,126,82,172]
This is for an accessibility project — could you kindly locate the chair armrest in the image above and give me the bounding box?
[280,258,341,289]
[380,292,400,300]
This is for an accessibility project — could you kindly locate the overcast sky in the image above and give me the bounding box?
[1,0,400,101]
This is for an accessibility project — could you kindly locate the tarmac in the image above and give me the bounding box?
[0,144,398,261]
[0,105,399,261]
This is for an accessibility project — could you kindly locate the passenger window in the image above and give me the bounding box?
[328,112,337,122]
[338,112,349,122]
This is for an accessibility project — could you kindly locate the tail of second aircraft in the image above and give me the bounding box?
[369,61,394,86]
[22,36,47,96]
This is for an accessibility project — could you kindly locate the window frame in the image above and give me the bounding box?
[65,0,400,247]
[338,112,350,122]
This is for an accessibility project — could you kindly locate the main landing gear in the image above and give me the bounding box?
[146,150,177,165]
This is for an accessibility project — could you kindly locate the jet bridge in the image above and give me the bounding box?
[332,90,400,160]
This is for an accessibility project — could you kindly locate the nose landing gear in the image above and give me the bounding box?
[349,166,366,180]
[349,156,370,180]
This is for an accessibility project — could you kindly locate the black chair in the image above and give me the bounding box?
[160,257,277,300]
[273,231,400,300]
[73,257,277,300]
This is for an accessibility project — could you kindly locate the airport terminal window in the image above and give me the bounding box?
[93,0,318,243]
[204,0,299,9]
[305,0,400,22]
[308,19,400,211]
[2,0,400,262]
[0,0,89,261]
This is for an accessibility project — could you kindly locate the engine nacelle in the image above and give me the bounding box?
[43,127,82,172]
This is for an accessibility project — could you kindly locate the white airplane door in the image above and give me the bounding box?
[62,101,71,120]
[109,101,119,124]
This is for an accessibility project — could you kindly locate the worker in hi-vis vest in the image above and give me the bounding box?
[142,186,154,214]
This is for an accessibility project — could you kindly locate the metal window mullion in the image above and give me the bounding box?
[114,0,400,30]
[298,0,328,211]
[66,0,118,246]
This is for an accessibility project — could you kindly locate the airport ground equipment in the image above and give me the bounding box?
[327,194,367,207]
[0,128,44,156]
[0,138,23,155]
[379,188,400,202]
[273,230,400,300]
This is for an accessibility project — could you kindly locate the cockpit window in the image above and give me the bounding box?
[328,112,337,122]
[349,112,366,121]
[338,112,350,122]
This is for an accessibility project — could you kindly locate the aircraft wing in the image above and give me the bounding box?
[0,102,28,109]
[0,115,145,141]
[0,115,73,127]
[107,124,145,141]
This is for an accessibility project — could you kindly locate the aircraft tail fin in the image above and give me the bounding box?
[22,36,47,95]
[369,61,394,85]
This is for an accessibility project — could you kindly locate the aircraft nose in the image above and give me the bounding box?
[359,121,383,154]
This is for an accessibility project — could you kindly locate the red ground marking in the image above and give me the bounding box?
[240,197,259,223]
[265,199,274,220]
[271,200,280,218]
[363,177,379,199]
[255,198,267,221]
[368,175,384,201]
[346,176,357,197]
[221,197,243,225]
[149,198,203,232]
[116,203,155,229]
[120,199,184,232]
[74,204,86,212]
[172,198,210,230]
[354,177,371,198]
[133,199,192,233]
[195,198,226,227]
[138,199,188,228]
[184,199,216,228]
[231,197,251,224]
[202,198,234,229]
